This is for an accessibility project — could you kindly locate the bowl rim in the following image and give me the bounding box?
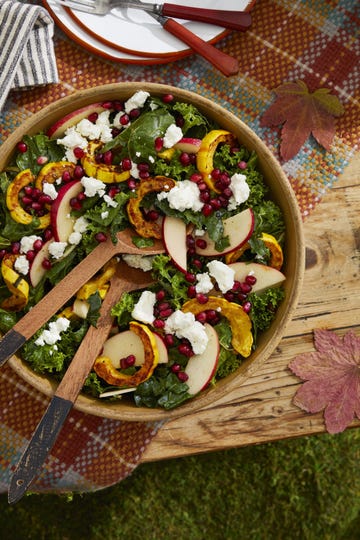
[3,82,305,421]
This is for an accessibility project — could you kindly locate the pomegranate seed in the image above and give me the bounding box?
[211,168,221,181]
[238,292,248,303]
[112,128,121,138]
[171,363,181,373]
[192,258,203,270]
[17,141,28,153]
[220,173,231,186]
[44,228,53,241]
[224,292,235,302]
[31,188,41,200]
[101,101,113,109]
[186,235,195,248]
[95,153,103,164]
[195,312,207,323]
[164,334,175,347]
[159,307,173,318]
[95,232,107,243]
[77,192,86,202]
[62,170,72,182]
[162,93,174,103]
[196,293,208,304]
[22,195,32,206]
[33,239,43,251]
[195,238,207,250]
[190,172,203,183]
[73,165,84,179]
[240,282,252,294]
[24,186,33,196]
[103,150,113,165]
[138,162,149,172]
[127,178,137,190]
[113,100,123,112]
[73,147,85,159]
[120,114,130,125]
[222,187,233,199]
[197,182,208,191]
[231,146,240,153]
[238,160,247,170]
[156,290,166,302]
[87,112,98,123]
[42,258,52,270]
[210,198,222,209]
[205,309,218,322]
[120,354,136,369]
[0,249,7,260]
[202,204,213,217]
[37,156,48,165]
[31,202,42,212]
[122,157,132,171]
[129,108,141,119]
[153,319,165,329]
[108,187,119,198]
[187,285,197,298]
[178,343,193,358]
[200,191,210,203]
[179,152,190,166]
[70,198,82,210]
[154,137,164,152]
[185,272,196,283]
[245,274,257,286]
[177,371,189,382]
[139,171,150,180]
[38,194,52,205]
[243,301,252,313]
[176,115,185,128]
[26,250,36,262]
[231,280,242,292]
[147,210,159,221]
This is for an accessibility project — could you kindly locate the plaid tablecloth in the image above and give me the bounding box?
[0,0,359,495]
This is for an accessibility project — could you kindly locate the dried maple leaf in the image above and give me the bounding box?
[288,329,360,434]
[260,80,344,161]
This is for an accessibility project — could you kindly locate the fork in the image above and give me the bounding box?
[55,0,240,76]
[56,0,252,31]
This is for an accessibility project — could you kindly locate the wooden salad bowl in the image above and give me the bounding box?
[1,83,304,421]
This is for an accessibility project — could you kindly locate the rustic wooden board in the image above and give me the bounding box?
[142,154,360,462]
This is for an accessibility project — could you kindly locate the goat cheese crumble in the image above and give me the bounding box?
[131,290,156,324]
[35,317,71,347]
[164,311,208,355]
[157,180,203,212]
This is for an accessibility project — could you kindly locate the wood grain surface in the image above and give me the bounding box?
[142,153,360,462]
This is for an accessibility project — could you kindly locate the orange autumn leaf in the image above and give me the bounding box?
[288,329,360,434]
[260,80,344,161]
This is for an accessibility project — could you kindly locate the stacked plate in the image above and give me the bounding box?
[43,0,254,65]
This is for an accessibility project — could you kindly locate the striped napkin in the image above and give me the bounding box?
[0,0,58,111]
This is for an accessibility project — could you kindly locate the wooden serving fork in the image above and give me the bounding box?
[0,229,164,367]
[8,261,154,504]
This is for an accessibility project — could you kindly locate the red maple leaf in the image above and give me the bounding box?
[288,329,360,434]
[260,80,344,161]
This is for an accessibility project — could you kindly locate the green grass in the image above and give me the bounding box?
[1,430,360,540]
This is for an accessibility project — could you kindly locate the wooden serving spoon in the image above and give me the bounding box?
[0,229,164,367]
[8,261,154,504]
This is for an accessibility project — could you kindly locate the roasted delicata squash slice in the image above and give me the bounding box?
[127,176,176,239]
[6,169,50,228]
[81,141,131,183]
[225,232,284,270]
[182,296,253,357]
[197,130,237,192]
[35,161,76,191]
[93,321,159,386]
[0,254,29,311]
[76,259,117,300]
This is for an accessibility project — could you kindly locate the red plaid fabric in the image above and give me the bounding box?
[0,0,359,494]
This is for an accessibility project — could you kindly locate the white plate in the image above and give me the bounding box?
[49,0,253,58]
[44,0,181,63]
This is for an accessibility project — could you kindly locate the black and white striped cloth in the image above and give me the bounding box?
[0,0,58,110]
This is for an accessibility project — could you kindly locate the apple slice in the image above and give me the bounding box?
[195,207,254,257]
[184,323,220,395]
[50,180,83,242]
[29,239,52,287]
[102,328,168,368]
[174,137,202,153]
[162,215,187,273]
[47,103,109,139]
[229,261,286,293]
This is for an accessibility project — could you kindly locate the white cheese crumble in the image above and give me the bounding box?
[227,173,250,211]
[130,162,140,180]
[131,290,156,324]
[101,211,109,219]
[157,180,203,212]
[163,123,183,148]
[14,255,29,275]
[68,232,82,245]
[74,216,89,234]
[81,176,106,198]
[164,311,208,355]
[42,182,58,200]
[35,317,70,346]
[103,194,118,208]
[195,272,213,294]
[122,254,155,273]
[207,260,235,293]
[124,90,150,113]
[57,127,88,162]
[48,241,67,260]
[19,235,42,254]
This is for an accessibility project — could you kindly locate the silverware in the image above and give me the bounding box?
[56,0,252,31]
[8,261,154,504]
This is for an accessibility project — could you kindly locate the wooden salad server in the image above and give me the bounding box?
[8,261,154,504]
[0,229,164,368]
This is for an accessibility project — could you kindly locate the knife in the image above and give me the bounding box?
[8,262,153,504]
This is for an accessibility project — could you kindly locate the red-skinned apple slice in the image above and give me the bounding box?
[102,329,168,368]
[162,215,187,273]
[174,137,202,153]
[50,180,83,242]
[184,323,220,395]
[195,207,254,257]
[47,103,110,139]
[229,261,286,293]
[29,239,52,287]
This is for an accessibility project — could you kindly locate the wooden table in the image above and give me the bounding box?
[143,154,360,462]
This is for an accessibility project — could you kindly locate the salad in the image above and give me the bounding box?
[0,90,286,410]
